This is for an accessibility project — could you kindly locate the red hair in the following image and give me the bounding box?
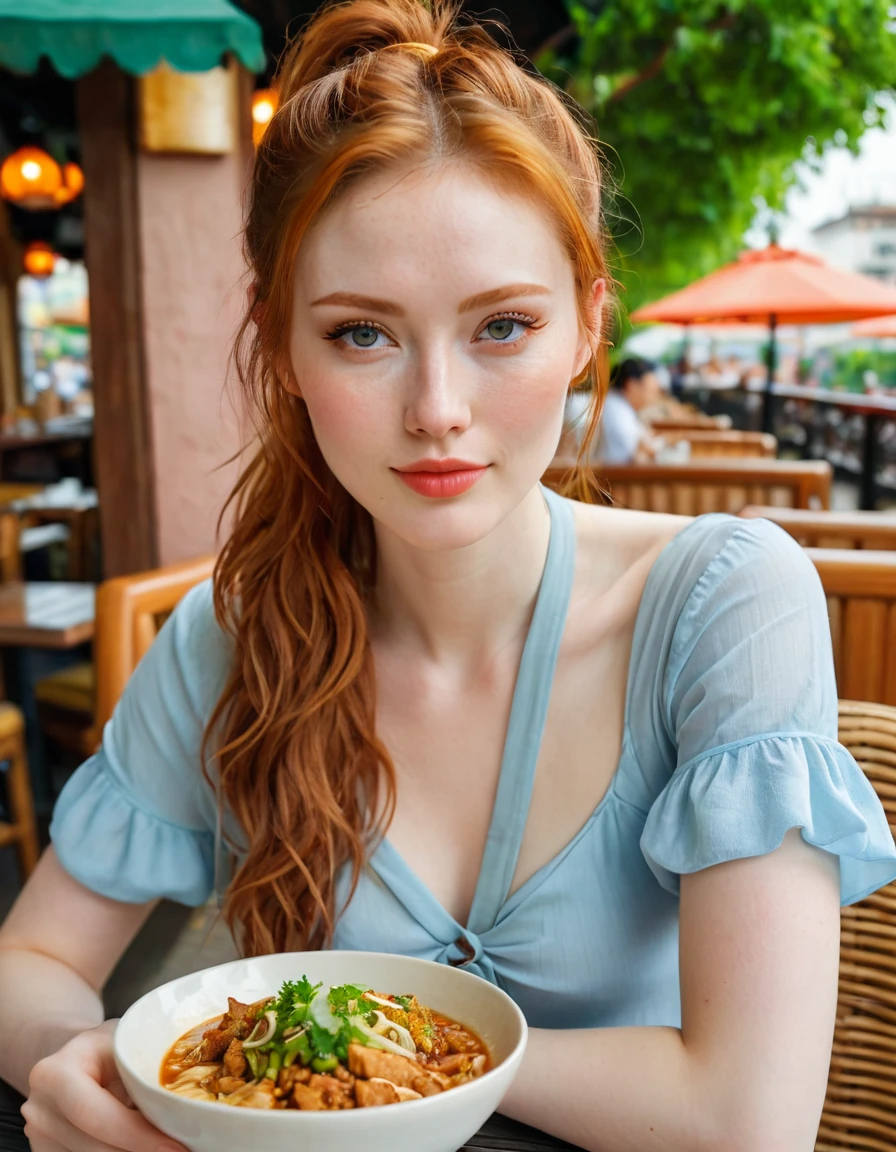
[208,0,613,956]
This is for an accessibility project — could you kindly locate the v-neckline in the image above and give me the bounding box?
[370,498,715,944]
[373,484,576,936]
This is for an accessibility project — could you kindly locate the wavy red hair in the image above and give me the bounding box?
[207,0,613,956]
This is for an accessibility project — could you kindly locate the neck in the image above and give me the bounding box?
[367,485,552,671]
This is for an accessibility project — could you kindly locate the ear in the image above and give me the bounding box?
[280,359,303,398]
[572,278,606,382]
[248,280,267,330]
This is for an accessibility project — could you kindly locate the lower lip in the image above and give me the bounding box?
[394,467,488,498]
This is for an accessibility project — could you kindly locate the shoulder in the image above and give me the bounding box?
[563,498,821,649]
[568,499,693,590]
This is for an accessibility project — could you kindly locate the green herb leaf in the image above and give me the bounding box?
[272,977,323,1031]
[327,983,371,1018]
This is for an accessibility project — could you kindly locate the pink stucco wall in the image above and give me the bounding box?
[137,150,249,565]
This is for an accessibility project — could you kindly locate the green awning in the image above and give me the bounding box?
[0,0,266,79]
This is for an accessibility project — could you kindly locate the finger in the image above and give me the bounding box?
[37,1074,185,1152]
[29,1107,179,1152]
[24,1134,68,1152]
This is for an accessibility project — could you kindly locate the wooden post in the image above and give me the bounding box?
[76,62,158,576]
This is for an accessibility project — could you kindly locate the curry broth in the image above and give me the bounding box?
[160,992,491,1110]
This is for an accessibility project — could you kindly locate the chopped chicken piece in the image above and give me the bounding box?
[428,1053,474,1077]
[347,1044,445,1095]
[224,1078,276,1109]
[184,997,269,1065]
[222,1039,247,1080]
[215,1077,247,1095]
[348,1044,419,1088]
[442,1025,481,1054]
[395,1086,423,1102]
[292,1073,355,1111]
[277,1065,312,1096]
[356,1077,401,1107]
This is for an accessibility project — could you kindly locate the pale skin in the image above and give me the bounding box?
[0,163,839,1152]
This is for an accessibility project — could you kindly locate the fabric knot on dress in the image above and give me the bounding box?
[446,931,482,968]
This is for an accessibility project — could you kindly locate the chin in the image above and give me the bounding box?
[382,500,504,553]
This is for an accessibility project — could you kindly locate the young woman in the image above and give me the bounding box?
[2,2,895,1150]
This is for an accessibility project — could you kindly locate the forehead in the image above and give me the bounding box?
[295,162,575,301]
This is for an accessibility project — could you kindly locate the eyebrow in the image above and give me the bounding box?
[310,283,552,316]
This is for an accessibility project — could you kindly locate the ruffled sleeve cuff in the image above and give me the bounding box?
[49,750,215,907]
[640,733,896,906]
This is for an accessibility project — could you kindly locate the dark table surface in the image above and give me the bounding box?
[0,1074,582,1152]
[466,1113,583,1149]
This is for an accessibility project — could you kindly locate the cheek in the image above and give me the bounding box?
[482,344,571,439]
[298,370,393,461]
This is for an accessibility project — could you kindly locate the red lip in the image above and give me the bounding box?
[394,458,485,474]
[392,460,489,499]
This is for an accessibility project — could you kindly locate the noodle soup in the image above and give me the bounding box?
[161,977,490,1110]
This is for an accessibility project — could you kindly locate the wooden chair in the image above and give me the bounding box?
[93,554,216,733]
[820,700,896,1151]
[807,550,896,708]
[543,460,832,515]
[0,510,21,583]
[662,430,778,459]
[649,414,732,432]
[34,555,216,756]
[741,508,896,551]
[0,701,38,882]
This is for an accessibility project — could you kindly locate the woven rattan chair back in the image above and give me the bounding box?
[817,700,896,1151]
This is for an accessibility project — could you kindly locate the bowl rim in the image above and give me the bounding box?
[113,950,528,1122]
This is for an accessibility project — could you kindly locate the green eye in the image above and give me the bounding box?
[351,326,380,347]
[486,319,516,341]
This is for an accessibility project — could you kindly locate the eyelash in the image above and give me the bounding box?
[323,311,544,346]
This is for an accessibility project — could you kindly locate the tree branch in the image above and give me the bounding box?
[608,12,737,104]
[531,22,577,61]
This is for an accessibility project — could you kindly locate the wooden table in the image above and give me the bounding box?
[0,582,95,648]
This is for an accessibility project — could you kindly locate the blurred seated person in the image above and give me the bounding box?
[560,358,665,464]
[596,357,665,464]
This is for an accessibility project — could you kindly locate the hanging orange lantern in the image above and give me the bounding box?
[252,88,278,147]
[22,241,56,278]
[0,147,62,210]
[53,162,85,207]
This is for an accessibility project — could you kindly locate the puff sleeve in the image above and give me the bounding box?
[49,580,232,906]
[640,519,896,905]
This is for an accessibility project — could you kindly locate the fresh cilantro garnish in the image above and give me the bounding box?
[272,976,323,1031]
[327,983,370,1018]
[394,995,412,1010]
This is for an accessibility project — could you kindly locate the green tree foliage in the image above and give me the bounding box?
[536,1,896,314]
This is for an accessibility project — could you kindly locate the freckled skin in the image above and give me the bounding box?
[288,163,601,552]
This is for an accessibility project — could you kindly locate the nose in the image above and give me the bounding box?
[403,351,472,440]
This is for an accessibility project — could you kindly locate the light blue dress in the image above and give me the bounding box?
[50,487,896,1030]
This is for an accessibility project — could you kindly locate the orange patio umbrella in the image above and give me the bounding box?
[630,245,896,430]
[853,314,896,339]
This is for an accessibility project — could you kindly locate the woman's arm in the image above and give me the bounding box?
[0,847,154,1093]
[499,830,840,1152]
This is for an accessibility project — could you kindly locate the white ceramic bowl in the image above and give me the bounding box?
[114,950,528,1152]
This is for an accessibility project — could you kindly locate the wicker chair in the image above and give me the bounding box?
[819,700,896,1151]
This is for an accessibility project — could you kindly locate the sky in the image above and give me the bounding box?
[762,96,896,251]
